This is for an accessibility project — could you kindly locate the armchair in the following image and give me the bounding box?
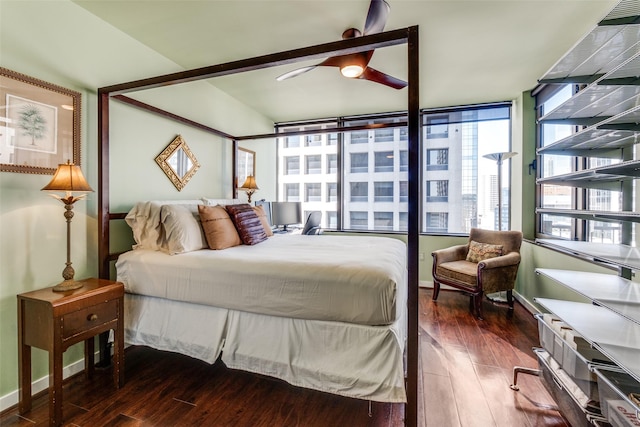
[431,228,523,319]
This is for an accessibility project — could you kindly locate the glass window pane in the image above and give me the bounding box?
[374,212,394,230]
[305,183,321,202]
[350,182,368,202]
[305,155,321,174]
[327,154,337,174]
[285,183,299,202]
[326,183,337,202]
[374,151,394,173]
[350,153,368,173]
[374,181,394,202]
[285,156,299,175]
[349,211,368,229]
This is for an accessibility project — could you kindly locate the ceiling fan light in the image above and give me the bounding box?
[341,64,364,78]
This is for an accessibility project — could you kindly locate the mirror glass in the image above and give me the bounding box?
[155,135,200,191]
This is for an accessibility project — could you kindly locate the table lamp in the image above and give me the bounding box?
[239,175,259,203]
[41,160,94,292]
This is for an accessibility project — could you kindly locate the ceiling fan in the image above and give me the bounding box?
[276,0,407,90]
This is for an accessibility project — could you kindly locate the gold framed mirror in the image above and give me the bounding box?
[155,135,200,191]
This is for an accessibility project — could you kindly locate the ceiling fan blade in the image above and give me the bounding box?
[363,0,390,35]
[276,65,318,81]
[358,67,407,89]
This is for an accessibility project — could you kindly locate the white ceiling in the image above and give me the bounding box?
[73,0,619,124]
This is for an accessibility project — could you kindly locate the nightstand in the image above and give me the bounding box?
[17,278,124,427]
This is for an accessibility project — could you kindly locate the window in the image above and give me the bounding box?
[426,180,448,202]
[305,134,322,147]
[276,104,511,234]
[536,85,629,243]
[305,183,321,202]
[305,155,321,174]
[327,182,337,202]
[399,181,408,203]
[426,212,448,233]
[285,156,299,175]
[350,153,368,173]
[399,150,408,172]
[327,154,337,174]
[374,151,394,173]
[285,184,299,202]
[350,182,368,202]
[327,211,337,229]
[374,212,394,230]
[426,148,448,171]
[423,104,511,233]
[374,128,394,143]
[374,181,394,202]
[350,130,368,144]
[426,115,449,139]
[284,135,299,148]
[349,211,368,230]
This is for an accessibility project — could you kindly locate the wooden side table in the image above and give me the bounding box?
[17,278,124,427]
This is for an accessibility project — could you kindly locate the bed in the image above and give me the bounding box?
[114,199,408,402]
[97,25,419,421]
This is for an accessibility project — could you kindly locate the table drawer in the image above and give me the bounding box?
[62,299,118,338]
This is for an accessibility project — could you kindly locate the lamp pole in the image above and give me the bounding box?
[482,151,517,231]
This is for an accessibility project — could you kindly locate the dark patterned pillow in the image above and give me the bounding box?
[225,204,268,245]
[466,240,503,263]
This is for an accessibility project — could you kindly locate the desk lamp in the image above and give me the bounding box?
[41,160,93,292]
[239,176,259,203]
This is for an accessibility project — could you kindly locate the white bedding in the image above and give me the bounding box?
[116,234,406,326]
[124,291,407,402]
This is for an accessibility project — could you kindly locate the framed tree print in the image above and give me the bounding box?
[0,67,81,174]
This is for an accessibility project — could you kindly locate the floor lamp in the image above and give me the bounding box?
[482,151,517,302]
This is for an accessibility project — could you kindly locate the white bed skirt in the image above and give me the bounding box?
[124,293,407,403]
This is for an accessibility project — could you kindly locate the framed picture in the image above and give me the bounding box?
[236,146,255,187]
[0,67,81,174]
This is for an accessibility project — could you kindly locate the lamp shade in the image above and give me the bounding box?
[42,161,93,193]
[240,175,259,191]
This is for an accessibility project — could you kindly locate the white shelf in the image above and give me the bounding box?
[535,298,640,384]
[536,268,640,324]
[536,239,640,271]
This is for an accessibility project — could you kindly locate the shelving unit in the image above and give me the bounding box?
[528,1,640,425]
[535,0,640,257]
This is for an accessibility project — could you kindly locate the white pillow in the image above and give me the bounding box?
[125,200,203,251]
[201,198,244,206]
[160,204,207,255]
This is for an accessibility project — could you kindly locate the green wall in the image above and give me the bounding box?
[0,0,273,405]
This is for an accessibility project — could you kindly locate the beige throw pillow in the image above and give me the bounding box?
[198,205,242,250]
[253,205,273,237]
[466,240,503,263]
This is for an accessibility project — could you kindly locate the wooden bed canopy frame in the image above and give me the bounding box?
[97,26,420,426]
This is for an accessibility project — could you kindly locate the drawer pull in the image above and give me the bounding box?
[87,314,98,321]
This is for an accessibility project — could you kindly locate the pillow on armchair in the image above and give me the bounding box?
[465,240,503,263]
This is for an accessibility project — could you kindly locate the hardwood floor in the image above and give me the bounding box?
[1,289,568,426]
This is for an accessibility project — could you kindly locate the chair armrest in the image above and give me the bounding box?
[478,252,521,270]
[432,244,468,264]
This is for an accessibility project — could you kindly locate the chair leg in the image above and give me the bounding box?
[432,280,441,301]
[506,289,514,318]
[474,294,483,320]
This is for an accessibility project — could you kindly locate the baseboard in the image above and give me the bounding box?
[419,280,456,291]
[0,356,89,413]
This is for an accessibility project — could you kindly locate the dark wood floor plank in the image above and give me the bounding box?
[1,288,570,427]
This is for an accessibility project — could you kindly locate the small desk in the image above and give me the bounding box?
[17,278,124,427]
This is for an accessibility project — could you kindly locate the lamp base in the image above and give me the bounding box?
[52,279,84,292]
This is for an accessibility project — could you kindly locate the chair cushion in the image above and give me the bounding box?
[466,240,503,263]
[436,260,478,289]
